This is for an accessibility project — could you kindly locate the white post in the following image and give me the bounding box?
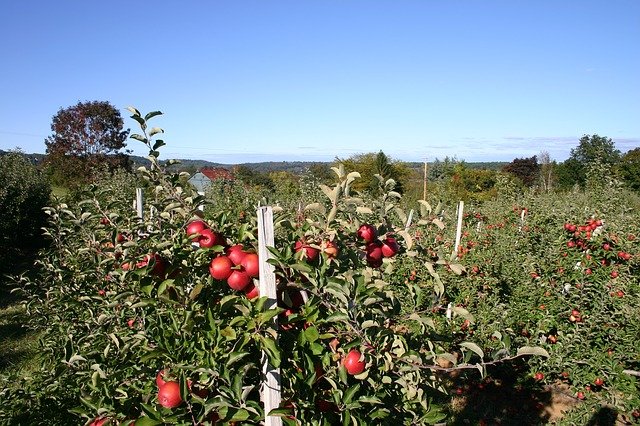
[256,206,282,426]
[136,188,144,219]
[197,191,205,211]
[453,201,464,257]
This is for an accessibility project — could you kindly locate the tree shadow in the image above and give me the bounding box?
[446,359,577,425]
[585,406,619,426]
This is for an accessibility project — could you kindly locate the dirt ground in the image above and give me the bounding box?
[448,378,635,425]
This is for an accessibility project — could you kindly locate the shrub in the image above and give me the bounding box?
[0,151,51,279]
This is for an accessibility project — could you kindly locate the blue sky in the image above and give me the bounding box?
[0,1,638,164]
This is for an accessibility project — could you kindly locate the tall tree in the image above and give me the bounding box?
[538,151,554,192]
[337,151,409,194]
[562,134,621,188]
[618,148,640,192]
[45,101,130,186]
[502,155,540,187]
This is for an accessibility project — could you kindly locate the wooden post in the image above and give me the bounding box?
[256,206,282,426]
[135,188,144,219]
[197,191,205,211]
[453,201,464,257]
[422,160,428,201]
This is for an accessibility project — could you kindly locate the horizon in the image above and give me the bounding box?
[1,1,639,163]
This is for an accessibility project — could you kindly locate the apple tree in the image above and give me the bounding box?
[1,108,548,425]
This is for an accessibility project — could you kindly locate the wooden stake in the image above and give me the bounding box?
[423,160,428,201]
[256,206,282,426]
[453,201,464,258]
[135,188,144,219]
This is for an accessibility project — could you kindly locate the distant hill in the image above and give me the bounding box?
[1,150,508,174]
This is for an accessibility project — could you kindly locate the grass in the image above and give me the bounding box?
[0,289,40,380]
[51,185,69,198]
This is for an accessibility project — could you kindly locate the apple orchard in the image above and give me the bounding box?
[2,109,639,425]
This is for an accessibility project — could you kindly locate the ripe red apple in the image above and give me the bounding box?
[343,349,366,375]
[186,220,209,237]
[240,253,260,278]
[594,377,604,386]
[158,381,182,408]
[610,270,619,279]
[244,282,259,299]
[576,391,585,400]
[227,269,251,291]
[618,251,631,261]
[294,240,319,261]
[381,236,399,258]
[209,256,234,281]
[137,254,166,278]
[365,241,383,267]
[357,224,377,243]
[156,369,168,388]
[198,229,218,248]
[90,417,109,426]
[226,244,247,265]
[534,372,544,381]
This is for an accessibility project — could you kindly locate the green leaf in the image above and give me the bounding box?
[260,335,281,368]
[448,263,465,275]
[460,341,484,359]
[452,306,474,323]
[134,417,163,426]
[516,346,550,358]
[303,325,320,343]
[150,128,164,138]
[226,351,250,367]
[144,110,163,121]
[126,106,141,116]
[343,383,360,404]
[130,133,147,142]
[220,326,237,340]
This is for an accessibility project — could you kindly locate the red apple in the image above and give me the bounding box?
[198,229,217,248]
[343,349,366,375]
[158,381,182,408]
[156,369,168,388]
[357,224,377,243]
[365,241,383,267]
[226,244,247,265]
[227,269,251,291]
[241,253,260,278]
[90,417,109,426]
[209,256,234,281]
[294,240,319,261]
[137,254,166,278]
[186,220,209,237]
[381,236,399,258]
[244,282,259,299]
